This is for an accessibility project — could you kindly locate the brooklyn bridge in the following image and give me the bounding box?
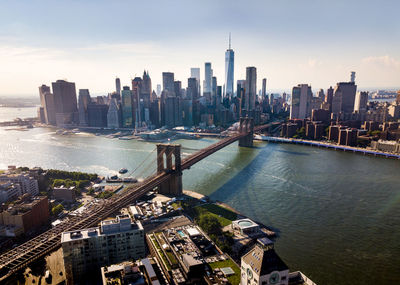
[0,118,277,282]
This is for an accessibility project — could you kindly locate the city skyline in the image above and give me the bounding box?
[0,0,399,96]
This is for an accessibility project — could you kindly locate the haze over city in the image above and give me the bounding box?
[0,0,399,96]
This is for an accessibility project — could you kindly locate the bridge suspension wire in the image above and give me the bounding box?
[126,147,156,177]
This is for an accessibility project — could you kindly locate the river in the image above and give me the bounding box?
[0,107,399,284]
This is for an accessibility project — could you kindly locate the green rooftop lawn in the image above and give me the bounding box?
[194,204,238,227]
[209,259,241,285]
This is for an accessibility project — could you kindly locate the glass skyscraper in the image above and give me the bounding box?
[224,35,234,99]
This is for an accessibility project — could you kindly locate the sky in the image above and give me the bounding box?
[0,0,399,96]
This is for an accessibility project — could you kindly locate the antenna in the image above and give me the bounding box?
[229,32,231,49]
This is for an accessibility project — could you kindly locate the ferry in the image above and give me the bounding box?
[119,168,128,174]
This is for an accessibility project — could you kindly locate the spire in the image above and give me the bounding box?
[229,32,231,49]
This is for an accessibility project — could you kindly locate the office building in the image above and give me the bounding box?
[325,86,334,111]
[78,89,91,126]
[332,82,357,115]
[224,35,235,99]
[174,81,182,98]
[290,84,312,119]
[38,85,56,125]
[162,72,175,95]
[87,102,109,127]
[244,67,257,116]
[61,215,145,283]
[204,62,212,94]
[350,71,356,83]
[190,67,201,95]
[262,78,267,97]
[107,98,121,128]
[156,84,162,96]
[52,80,78,126]
[115,77,121,95]
[121,86,133,128]
[354,91,368,113]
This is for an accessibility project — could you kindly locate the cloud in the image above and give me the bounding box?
[362,55,400,69]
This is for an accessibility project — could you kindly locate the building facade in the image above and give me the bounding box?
[290,84,312,119]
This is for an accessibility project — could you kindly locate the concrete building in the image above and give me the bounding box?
[371,140,400,153]
[61,215,145,283]
[332,82,357,116]
[107,98,121,128]
[204,62,212,94]
[224,35,235,99]
[53,186,76,203]
[38,84,56,125]
[0,173,39,197]
[0,195,49,236]
[241,238,289,285]
[232,219,260,236]
[244,67,257,117]
[162,72,175,95]
[78,89,91,126]
[115,77,121,95]
[121,86,134,128]
[52,80,78,127]
[290,84,312,119]
[0,182,21,204]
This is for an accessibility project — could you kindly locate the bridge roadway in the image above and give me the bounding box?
[0,122,274,282]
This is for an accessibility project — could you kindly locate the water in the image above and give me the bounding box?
[0,112,399,284]
[0,106,38,122]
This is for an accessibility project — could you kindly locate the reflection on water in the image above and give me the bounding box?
[0,127,399,284]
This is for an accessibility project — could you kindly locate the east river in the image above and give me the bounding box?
[0,107,399,284]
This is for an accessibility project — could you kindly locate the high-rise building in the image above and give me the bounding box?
[38,84,56,125]
[212,76,217,106]
[244,67,257,116]
[350,71,356,83]
[190,67,201,95]
[262,78,267,97]
[204,62,212,94]
[107,98,121,128]
[317,89,325,99]
[162,72,175,95]
[51,80,78,126]
[325,86,334,111]
[61,215,145,283]
[115,77,121,95]
[121,86,133,128]
[156,84,162,96]
[332,82,357,115]
[290,84,312,119]
[78,89,91,126]
[354,91,369,113]
[87,103,108,128]
[224,34,234,99]
[174,81,182,98]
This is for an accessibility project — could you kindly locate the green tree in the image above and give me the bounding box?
[51,204,64,216]
[198,214,222,235]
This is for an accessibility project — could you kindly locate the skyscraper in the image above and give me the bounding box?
[121,86,133,128]
[244,67,257,116]
[162,72,175,95]
[107,98,121,128]
[115,77,121,95]
[190,67,201,95]
[224,34,234,99]
[78,89,91,126]
[325,86,334,112]
[204,62,212,94]
[156,84,162,96]
[51,80,78,126]
[332,82,357,115]
[38,84,56,125]
[350,71,356,83]
[262,78,267,97]
[290,84,312,119]
[354,91,368,113]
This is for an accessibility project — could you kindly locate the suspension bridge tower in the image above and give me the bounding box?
[156,143,182,196]
[239,117,254,147]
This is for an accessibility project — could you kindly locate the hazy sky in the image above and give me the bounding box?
[0,0,399,96]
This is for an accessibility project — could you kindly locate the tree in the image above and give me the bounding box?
[198,214,222,235]
[51,204,64,216]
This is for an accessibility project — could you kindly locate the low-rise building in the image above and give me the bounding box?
[0,195,49,236]
[53,186,76,203]
[61,215,145,283]
[232,219,260,236]
[0,182,21,204]
[371,140,400,153]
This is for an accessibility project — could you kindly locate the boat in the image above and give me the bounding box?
[122,177,138,183]
[119,168,128,174]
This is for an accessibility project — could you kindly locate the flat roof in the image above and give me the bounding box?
[233,218,259,229]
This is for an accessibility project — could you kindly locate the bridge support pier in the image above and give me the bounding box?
[239,117,254,147]
[156,144,182,196]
